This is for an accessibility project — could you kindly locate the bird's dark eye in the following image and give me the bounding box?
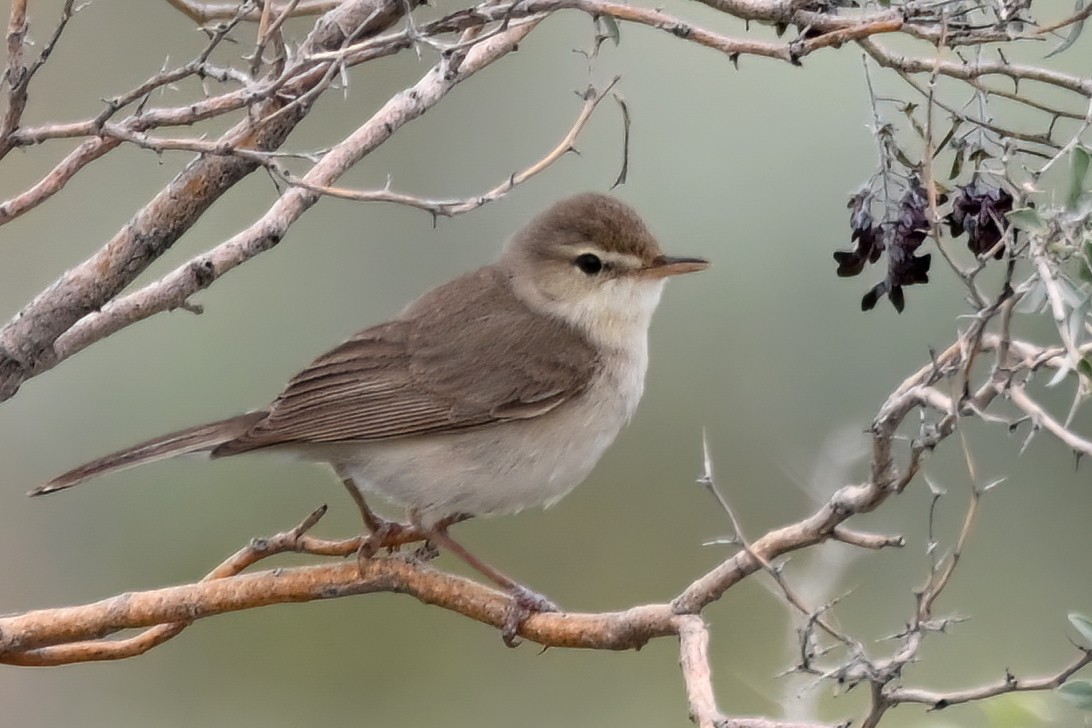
[574,253,603,275]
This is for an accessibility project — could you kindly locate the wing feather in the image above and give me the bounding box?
[214,267,598,456]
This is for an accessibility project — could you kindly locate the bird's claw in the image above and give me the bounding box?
[501,585,558,647]
[372,518,417,554]
[355,520,412,577]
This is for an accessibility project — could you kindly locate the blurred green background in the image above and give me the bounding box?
[2,2,1091,727]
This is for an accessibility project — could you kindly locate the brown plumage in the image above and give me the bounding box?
[509,192,663,262]
[213,265,598,456]
[38,194,664,495]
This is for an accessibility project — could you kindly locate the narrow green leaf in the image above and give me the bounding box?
[981,694,1051,725]
[934,118,962,158]
[949,148,964,180]
[1016,280,1048,314]
[1047,361,1073,387]
[1047,0,1086,59]
[1007,208,1045,233]
[1069,146,1090,209]
[891,144,918,171]
[599,15,621,46]
[1058,680,1092,711]
[1069,612,1092,645]
[1078,358,1092,381]
[611,91,630,189]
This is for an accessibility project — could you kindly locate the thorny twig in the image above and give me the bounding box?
[3,1,1092,727]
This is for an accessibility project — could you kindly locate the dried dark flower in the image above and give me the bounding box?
[834,190,884,277]
[837,183,933,313]
[867,182,933,312]
[946,181,1013,259]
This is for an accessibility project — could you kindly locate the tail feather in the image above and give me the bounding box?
[32,412,266,496]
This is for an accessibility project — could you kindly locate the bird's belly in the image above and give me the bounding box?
[334,384,635,526]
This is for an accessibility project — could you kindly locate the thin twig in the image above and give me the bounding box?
[281,76,619,218]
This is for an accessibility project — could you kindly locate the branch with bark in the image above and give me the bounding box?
[5,0,1090,402]
[1,315,1087,726]
[4,0,1092,726]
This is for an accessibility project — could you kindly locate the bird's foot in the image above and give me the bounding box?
[502,584,558,648]
[357,519,407,557]
[354,518,416,578]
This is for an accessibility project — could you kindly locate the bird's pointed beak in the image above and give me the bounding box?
[641,255,710,279]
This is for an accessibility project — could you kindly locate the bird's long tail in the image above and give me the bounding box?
[31,412,265,496]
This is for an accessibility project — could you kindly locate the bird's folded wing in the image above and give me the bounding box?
[215,268,599,455]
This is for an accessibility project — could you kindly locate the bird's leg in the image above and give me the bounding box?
[338,475,411,559]
[412,512,558,647]
[335,472,471,558]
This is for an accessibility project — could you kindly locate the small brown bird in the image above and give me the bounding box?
[36,192,709,636]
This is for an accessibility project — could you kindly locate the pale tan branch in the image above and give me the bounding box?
[830,527,904,550]
[698,435,855,647]
[0,0,29,153]
[894,67,1059,148]
[0,556,680,662]
[1035,3,1092,36]
[1009,386,1092,457]
[858,37,1092,96]
[0,137,121,224]
[3,0,901,229]
[677,615,724,728]
[0,0,416,402]
[676,615,834,728]
[885,649,1092,709]
[44,20,537,376]
[1,283,1087,728]
[673,334,982,618]
[167,0,339,24]
[0,8,392,226]
[3,505,358,666]
[1,0,78,159]
[446,0,904,66]
[287,74,617,217]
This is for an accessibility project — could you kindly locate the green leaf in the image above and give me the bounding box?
[1047,0,1086,59]
[1058,680,1092,711]
[1047,361,1073,387]
[1080,240,1092,283]
[598,15,621,46]
[934,118,963,158]
[980,693,1052,726]
[1007,208,1045,233]
[1078,357,1092,383]
[1069,146,1090,209]
[1017,280,1048,314]
[891,143,918,171]
[949,148,965,180]
[1069,612,1092,645]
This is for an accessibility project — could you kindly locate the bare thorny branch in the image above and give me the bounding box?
[4,1,1092,727]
